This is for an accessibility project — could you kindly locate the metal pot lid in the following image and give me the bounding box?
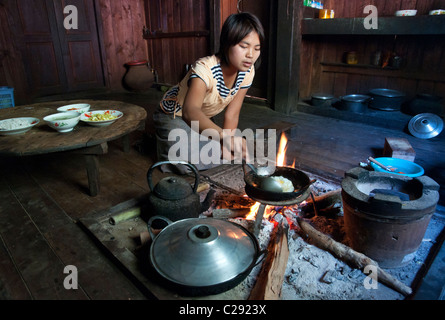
[341,94,370,102]
[312,93,334,100]
[150,218,258,287]
[369,88,405,98]
[408,113,444,139]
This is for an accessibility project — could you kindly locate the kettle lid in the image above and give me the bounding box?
[154,176,193,200]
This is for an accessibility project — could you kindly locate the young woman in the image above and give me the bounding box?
[153,12,265,173]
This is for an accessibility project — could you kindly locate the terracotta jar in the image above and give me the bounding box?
[123,60,155,92]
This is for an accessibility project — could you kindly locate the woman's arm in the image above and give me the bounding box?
[182,78,224,137]
[223,87,248,131]
[222,88,249,160]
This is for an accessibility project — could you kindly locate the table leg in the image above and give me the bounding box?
[72,142,108,197]
[122,134,130,153]
[85,154,100,197]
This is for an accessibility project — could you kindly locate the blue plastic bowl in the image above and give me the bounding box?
[370,157,424,177]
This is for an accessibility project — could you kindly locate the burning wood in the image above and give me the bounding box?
[212,194,256,210]
[300,188,342,217]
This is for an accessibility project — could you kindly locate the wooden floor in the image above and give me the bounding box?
[1,88,444,300]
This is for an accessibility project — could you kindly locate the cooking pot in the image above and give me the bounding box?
[406,93,443,116]
[369,88,405,111]
[147,216,265,296]
[147,161,201,221]
[338,94,371,113]
[311,93,334,107]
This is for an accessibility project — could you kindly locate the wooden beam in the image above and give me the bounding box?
[273,0,302,115]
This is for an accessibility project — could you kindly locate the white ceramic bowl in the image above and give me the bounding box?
[0,117,40,135]
[44,111,80,133]
[57,103,91,114]
[80,110,123,127]
[429,9,445,15]
[395,10,417,16]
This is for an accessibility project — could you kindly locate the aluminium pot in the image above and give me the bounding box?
[311,93,334,107]
[147,216,265,296]
[369,88,405,111]
[338,94,371,113]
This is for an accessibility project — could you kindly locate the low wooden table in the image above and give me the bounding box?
[0,100,147,196]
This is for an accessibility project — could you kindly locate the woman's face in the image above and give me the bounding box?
[227,31,261,72]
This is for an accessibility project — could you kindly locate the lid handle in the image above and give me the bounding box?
[147,215,172,242]
[195,225,211,239]
[147,160,200,193]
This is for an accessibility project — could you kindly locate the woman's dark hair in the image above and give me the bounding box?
[216,12,265,67]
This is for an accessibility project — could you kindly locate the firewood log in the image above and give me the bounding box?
[249,218,290,300]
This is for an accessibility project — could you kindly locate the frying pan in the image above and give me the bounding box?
[243,165,315,203]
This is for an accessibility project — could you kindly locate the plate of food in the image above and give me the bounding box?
[0,117,40,135]
[57,103,91,114]
[80,110,123,127]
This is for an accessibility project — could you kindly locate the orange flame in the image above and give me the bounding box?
[245,203,277,221]
[245,133,296,221]
[276,133,288,167]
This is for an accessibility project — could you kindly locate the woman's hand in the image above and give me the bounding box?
[221,134,247,162]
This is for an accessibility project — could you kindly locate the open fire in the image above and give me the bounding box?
[244,133,306,226]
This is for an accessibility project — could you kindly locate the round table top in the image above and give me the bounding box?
[0,100,147,156]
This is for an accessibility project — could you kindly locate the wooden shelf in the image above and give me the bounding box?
[302,16,445,35]
[321,62,445,83]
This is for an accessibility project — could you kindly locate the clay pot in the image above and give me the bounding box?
[123,60,155,92]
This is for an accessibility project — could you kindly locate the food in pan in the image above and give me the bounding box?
[270,176,294,192]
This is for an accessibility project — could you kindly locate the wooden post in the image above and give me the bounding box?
[273,0,302,114]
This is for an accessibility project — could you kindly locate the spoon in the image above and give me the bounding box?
[368,157,392,172]
[243,161,282,192]
[245,162,276,177]
[260,176,283,193]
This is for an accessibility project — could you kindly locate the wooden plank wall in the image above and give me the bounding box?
[0,0,148,103]
[97,0,148,90]
[144,0,210,85]
[221,0,239,26]
[0,3,29,103]
[300,0,445,103]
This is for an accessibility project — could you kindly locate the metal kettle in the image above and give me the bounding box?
[147,161,201,221]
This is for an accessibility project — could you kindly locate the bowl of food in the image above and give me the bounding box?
[80,110,123,127]
[370,157,424,177]
[429,9,445,15]
[57,103,91,114]
[44,111,81,133]
[0,117,40,135]
[395,10,417,16]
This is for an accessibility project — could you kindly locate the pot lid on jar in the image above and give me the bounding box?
[341,94,370,102]
[408,113,444,139]
[149,218,259,287]
[311,93,334,100]
[369,88,405,98]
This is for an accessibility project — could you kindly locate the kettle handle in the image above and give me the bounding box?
[147,215,173,242]
[147,160,200,193]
